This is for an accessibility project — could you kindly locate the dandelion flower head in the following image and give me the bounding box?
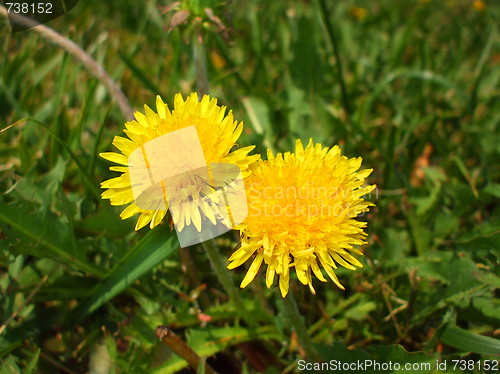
[228,139,375,297]
[100,93,259,231]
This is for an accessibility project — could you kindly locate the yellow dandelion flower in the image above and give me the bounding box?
[472,0,485,12]
[228,139,375,297]
[100,93,259,231]
[349,6,367,20]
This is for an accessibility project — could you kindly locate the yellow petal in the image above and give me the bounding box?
[200,200,217,225]
[228,247,245,262]
[199,94,210,116]
[349,247,363,256]
[262,234,274,258]
[101,175,130,189]
[356,168,373,180]
[279,267,290,297]
[101,187,134,205]
[174,93,187,110]
[144,105,157,124]
[150,210,167,229]
[135,211,153,230]
[295,261,309,285]
[327,145,341,158]
[228,248,255,269]
[100,152,128,165]
[134,111,149,128]
[184,203,192,226]
[322,263,345,290]
[231,122,243,144]
[340,252,363,268]
[112,136,136,156]
[311,259,327,282]
[177,205,186,232]
[120,203,142,220]
[317,251,336,269]
[308,281,316,295]
[331,252,357,270]
[295,139,304,158]
[240,254,264,288]
[266,148,274,160]
[123,129,144,144]
[124,120,146,134]
[110,166,128,173]
[190,204,202,232]
[265,266,275,288]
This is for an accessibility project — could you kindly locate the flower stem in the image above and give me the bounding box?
[282,291,318,359]
[155,326,217,374]
[203,239,254,326]
[193,28,209,97]
[317,0,351,120]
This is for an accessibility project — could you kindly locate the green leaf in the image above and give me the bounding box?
[405,252,488,321]
[410,184,441,217]
[241,96,275,151]
[72,228,179,321]
[23,348,40,374]
[408,211,433,255]
[483,182,500,198]
[0,355,21,374]
[369,345,435,374]
[472,271,500,288]
[379,228,410,264]
[439,323,500,356]
[344,302,377,321]
[466,297,500,325]
[316,343,436,374]
[241,97,268,135]
[315,341,372,366]
[405,252,481,295]
[0,197,103,277]
[5,118,101,198]
[0,337,23,358]
[75,205,135,237]
[14,157,66,212]
[456,230,500,253]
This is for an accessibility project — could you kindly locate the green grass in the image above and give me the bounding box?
[1,0,499,373]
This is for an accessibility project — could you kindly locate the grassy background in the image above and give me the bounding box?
[1,0,499,372]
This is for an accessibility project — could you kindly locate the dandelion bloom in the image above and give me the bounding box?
[472,0,485,12]
[228,139,375,297]
[100,93,258,231]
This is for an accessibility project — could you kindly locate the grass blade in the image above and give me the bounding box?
[439,323,500,356]
[1,117,101,198]
[0,197,104,277]
[72,228,179,321]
